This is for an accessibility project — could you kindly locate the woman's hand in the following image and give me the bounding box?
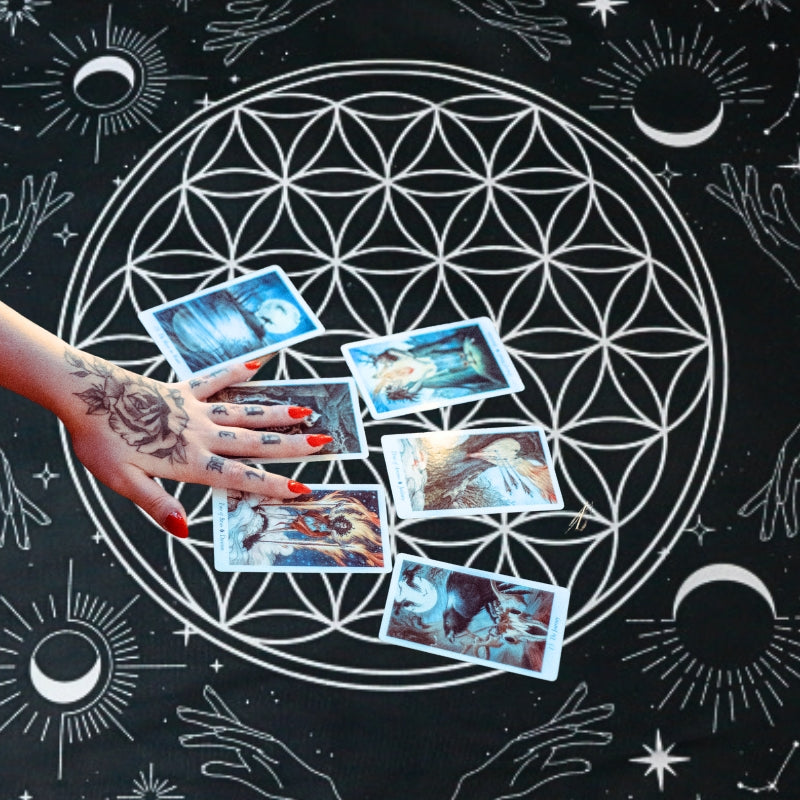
[62,354,329,538]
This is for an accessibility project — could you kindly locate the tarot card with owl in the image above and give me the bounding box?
[379,554,569,680]
[381,427,563,519]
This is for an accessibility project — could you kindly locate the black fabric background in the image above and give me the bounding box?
[1,1,799,798]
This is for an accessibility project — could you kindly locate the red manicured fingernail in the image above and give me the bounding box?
[288,480,312,494]
[306,434,333,447]
[164,511,189,539]
[288,406,313,419]
[245,360,262,370]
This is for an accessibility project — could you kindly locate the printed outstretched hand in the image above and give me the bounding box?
[707,164,800,291]
[178,685,342,800]
[739,420,800,540]
[449,682,613,800]
[0,173,72,278]
[451,0,570,61]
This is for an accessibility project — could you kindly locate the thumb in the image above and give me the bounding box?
[119,466,190,539]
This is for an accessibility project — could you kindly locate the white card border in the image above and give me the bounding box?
[379,553,569,681]
[341,317,524,420]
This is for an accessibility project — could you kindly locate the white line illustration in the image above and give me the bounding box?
[451,0,570,60]
[0,173,72,279]
[630,730,690,792]
[53,223,79,248]
[31,463,59,490]
[738,740,799,793]
[740,0,789,18]
[764,59,800,137]
[0,117,21,132]
[2,4,204,163]
[584,22,769,147]
[450,682,613,798]
[204,0,336,66]
[739,421,800,539]
[707,164,800,292]
[578,0,628,28]
[683,515,715,545]
[0,560,184,778]
[117,763,185,800]
[624,564,800,733]
[60,61,725,689]
[178,685,343,800]
[0,0,49,36]
[0,447,51,550]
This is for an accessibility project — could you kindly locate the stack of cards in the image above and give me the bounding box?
[139,271,569,680]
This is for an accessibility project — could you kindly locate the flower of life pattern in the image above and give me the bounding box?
[60,62,725,690]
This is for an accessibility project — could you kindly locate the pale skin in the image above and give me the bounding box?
[0,301,327,539]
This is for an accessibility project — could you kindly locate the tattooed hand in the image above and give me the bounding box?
[62,352,330,539]
[0,302,333,540]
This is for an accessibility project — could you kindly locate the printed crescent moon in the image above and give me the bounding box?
[29,632,103,705]
[632,102,724,148]
[672,563,775,619]
[73,55,136,108]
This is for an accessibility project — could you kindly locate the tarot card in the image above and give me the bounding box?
[210,378,368,462]
[138,266,324,379]
[379,554,569,680]
[212,484,391,573]
[341,317,523,420]
[382,426,563,518]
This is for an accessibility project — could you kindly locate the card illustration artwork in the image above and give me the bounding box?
[382,426,564,518]
[379,555,569,680]
[210,379,368,462]
[341,317,523,419]
[138,266,324,379]
[212,485,391,573]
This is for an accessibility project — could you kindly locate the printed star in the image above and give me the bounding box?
[91,529,104,544]
[53,222,78,247]
[32,462,60,489]
[655,162,682,188]
[210,658,223,672]
[174,623,197,646]
[194,92,213,109]
[20,791,33,800]
[579,0,628,26]
[684,515,715,545]
[778,146,800,175]
[630,730,690,791]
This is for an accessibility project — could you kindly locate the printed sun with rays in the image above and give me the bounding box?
[585,22,768,147]
[2,5,199,163]
[0,563,181,778]
[60,62,725,689]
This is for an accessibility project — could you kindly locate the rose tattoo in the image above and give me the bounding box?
[66,352,189,463]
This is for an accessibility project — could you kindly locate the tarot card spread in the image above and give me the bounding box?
[210,379,368,462]
[382,427,564,518]
[212,485,391,573]
[380,555,569,680]
[138,265,324,379]
[341,317,523,419]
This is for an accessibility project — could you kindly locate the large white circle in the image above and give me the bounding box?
[61,62,726,689]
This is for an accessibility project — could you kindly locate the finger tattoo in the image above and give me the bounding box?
[206,456,225,473]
